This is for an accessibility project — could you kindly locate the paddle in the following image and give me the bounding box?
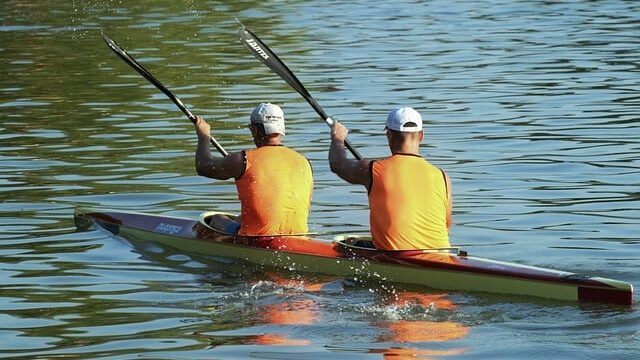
[238,25,363,160]
[102,34,229,157]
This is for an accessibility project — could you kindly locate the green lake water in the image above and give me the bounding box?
[1,1,639,359]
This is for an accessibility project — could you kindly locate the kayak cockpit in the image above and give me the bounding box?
[334,234,466,257]
[198,211,239,235]
[197,211,318,237]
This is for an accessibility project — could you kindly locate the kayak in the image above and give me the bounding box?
[73,207,633,305]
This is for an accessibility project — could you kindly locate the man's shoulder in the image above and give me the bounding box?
[281,146,309,158]
[254,145,311,164]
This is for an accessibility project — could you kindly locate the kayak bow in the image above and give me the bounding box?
[74,208,633,305]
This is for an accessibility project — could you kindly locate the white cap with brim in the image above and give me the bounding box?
[250,103,285,135]
[385,107,423,132]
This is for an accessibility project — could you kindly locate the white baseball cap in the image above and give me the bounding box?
[250,103,285,135]
[385,107,423,132]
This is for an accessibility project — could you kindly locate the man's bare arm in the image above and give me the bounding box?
[329,121,371,189]
[194,116,244,180]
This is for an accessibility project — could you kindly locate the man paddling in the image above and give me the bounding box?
[194,103,313,236]
[329,107,452,250]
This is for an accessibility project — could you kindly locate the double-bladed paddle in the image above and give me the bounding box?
[102,34,228,157]
[238,25,363,160]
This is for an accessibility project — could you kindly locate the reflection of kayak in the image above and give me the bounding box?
[74,207,633,305]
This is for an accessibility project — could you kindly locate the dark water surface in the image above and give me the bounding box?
[1,0,639,359]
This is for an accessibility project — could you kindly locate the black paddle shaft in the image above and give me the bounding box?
[102,34,228,157]
[238,26,363,161]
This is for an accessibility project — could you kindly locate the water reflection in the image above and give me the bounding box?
[227,275,471,358]
[369,291,469,359]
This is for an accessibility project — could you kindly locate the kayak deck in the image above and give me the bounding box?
[74,208,633,305]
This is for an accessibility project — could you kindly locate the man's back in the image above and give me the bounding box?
[369,154,449,250]
[236,145,312,235]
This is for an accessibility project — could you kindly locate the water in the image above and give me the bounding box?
[1,0,639,358]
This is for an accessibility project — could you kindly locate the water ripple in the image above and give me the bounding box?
[0,0,639,358]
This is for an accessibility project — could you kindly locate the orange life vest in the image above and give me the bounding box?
[235,145,312,236]
[369,154,449,250]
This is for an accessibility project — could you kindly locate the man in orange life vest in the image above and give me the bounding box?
[193,103,313,236]
[329,107,452,250]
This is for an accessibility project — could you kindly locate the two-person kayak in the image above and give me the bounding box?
[74,207,633,305]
